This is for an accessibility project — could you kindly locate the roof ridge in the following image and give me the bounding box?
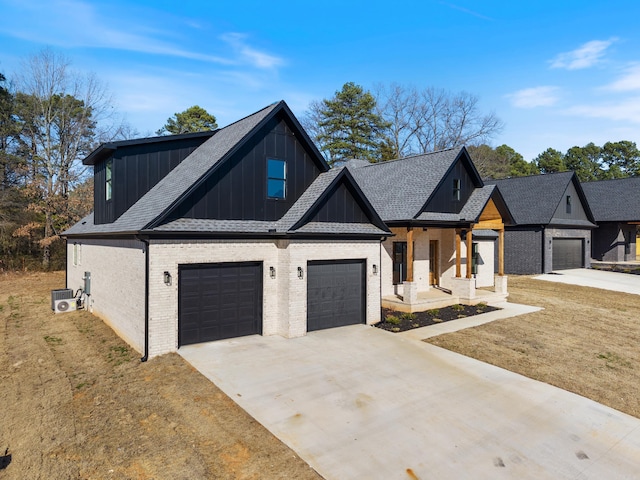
[356,146,461,168]
[489,170,575,182]
[218,100,283,132]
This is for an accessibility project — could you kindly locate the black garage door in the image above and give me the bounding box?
[179,262,262,345]
[552,239,584,270]
[307,260,365,332]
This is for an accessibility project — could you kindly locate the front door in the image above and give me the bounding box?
[393,242,407,285]
[429,240,439,286]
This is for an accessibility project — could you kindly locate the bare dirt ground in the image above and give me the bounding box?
[0,271,321,480]
[428,275,640,419]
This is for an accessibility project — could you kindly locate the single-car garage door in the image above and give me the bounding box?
[179,262,262,345]
[552,238,584,270]
[307,260,365,332]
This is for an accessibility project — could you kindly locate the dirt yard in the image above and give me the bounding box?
[428,275,640,419]
[0,272,321,480]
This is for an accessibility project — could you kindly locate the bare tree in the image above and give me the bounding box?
[375,83,504,158]
[13,48,117,267]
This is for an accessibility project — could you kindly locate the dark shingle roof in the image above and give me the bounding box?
[82,131,216,166]
[348,147,465,221]
[486,172,594,226]
[582,177,640,222]
[64,124,389,238]
[66,102,280,236]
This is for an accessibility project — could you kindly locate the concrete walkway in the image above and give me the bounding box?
[398,302,542,341]
[534,268,640,296]
[180,325,640,479]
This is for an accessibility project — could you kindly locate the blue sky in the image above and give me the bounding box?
[1,0,640,160]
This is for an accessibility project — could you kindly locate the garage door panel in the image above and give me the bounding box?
[552,239,584,270]
[179,262,262,345]
[307,260,365,332]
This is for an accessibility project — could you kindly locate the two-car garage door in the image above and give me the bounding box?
[552,238,584,270]
[179,259,366,346]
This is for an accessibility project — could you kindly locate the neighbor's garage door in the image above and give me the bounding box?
[552,238,584,270]
[179,262,262,345]
[307,260,365,332]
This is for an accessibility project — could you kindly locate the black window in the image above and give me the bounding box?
[392,242,407,285]
[105,159,113,201]
[453,178,461,201]
[471,242,479,275]
[267,158,286,199]
[566,195,572,214]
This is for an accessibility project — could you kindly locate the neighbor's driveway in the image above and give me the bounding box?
[535,268,640,296]
[180,325,640,480]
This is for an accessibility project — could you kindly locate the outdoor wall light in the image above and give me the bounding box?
[163,271,172,286]
[270,266,276,279]
[373,264,378,275]
[297,266,304,279]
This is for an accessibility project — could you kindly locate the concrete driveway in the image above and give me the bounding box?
[180,325,640,479]
[535,268,640,296]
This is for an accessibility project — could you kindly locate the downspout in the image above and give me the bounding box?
[379,238,383,313]
[541,226,546,274]
[65,238,68,288]
[137,236,150,362]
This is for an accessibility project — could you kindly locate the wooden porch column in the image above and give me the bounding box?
[466,228,473,279]
[406,227,414,282]
[455,229,461,278]
[498,228,505,276]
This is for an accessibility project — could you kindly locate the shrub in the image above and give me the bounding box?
[451,304,465,311]
[385,315,400,325]
[401,312,416,321]
[426,308,439,316]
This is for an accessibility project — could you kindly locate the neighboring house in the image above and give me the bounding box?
[582,177,640,262]
[486,172,597,274]
[64,101,390,359]
[348,147,514,311]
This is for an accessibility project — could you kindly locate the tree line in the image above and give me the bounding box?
[0,49,217,270]
[1,51,637,271]
[303,81,640,182]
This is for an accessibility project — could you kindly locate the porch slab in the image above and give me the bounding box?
[382,288,507,313]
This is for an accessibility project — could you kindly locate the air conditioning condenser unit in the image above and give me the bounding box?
[53,297,77,314]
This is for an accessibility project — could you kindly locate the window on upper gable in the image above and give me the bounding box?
[267,158,286,199]
[453,178,461,201]
[566,195,572,214]
[105,159,113,201]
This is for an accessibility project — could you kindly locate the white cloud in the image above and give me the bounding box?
[550,39,616,70]
[0,0,284,69]
[220,33,285,69]
[565,96,640,123]
[439,2,494,21]
[604,64,640,92]
[505,86,560,108]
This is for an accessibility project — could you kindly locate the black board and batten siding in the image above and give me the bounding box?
[168,115,321,222]
[94,136,209,225]
[424,158,477,214]
[310,181,372,224]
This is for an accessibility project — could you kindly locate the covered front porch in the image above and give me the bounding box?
[381,198,509,312]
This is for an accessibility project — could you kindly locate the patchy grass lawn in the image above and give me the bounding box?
[427,276,640,419]
[0,271,321,480]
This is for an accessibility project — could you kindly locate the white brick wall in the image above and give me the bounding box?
[147,238,382,358]
[67,239,146,353]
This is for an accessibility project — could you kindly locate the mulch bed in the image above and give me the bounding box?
[375,303,500,333]
[592,265,640,276]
